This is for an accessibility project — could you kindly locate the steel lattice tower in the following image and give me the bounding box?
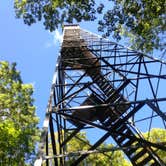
[35,25,166,166]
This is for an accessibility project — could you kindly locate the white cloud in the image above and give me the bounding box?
[53,29,63,44]
[45,29,63,48]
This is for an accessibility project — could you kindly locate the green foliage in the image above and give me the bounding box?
[98,0,166,52]
[130,128,166,165]
[143,128,166,163]
[87,143,130,166]
[0,61,39,165]
[14,0,165,52]
[14,0,96,31]
[49,128,165,165]
[52,131,131,165]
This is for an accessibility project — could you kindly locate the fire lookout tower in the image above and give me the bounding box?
[35,25,166,166]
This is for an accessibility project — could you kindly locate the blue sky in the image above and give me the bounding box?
[1,1,165,145]
[0,1,102,127]
[0,1,117,147]
[0,1,63,125]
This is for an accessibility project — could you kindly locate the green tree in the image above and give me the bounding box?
[14,0,165,52]
[128,128,166,165]
[0,61,39,165]
[143,128,166,164]
[98,0,165,52]
[45,128,165,165]
[46,131,130,166]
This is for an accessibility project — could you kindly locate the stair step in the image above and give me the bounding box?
[103,118,112,127]
[113,93,123,100]
[116,124,127,133]
[126,145,138,157]
[103,113,118,126]
[131,149,147,162]
[114,97,123,104]
[115,135,126,144]
[137,155,152,166]
[106,89,115,97]
[122,139,135,147]
[117,130,133,144]
[100,83,109,90]
[103,85,111,92]
[109,115,118,122]
[108,93,121,103]
[106,79,130,102]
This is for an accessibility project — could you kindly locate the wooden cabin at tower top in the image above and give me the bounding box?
[61,25,101,74]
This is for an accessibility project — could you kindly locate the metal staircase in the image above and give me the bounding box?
[35,25,166,166]
[70,68,164,166]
